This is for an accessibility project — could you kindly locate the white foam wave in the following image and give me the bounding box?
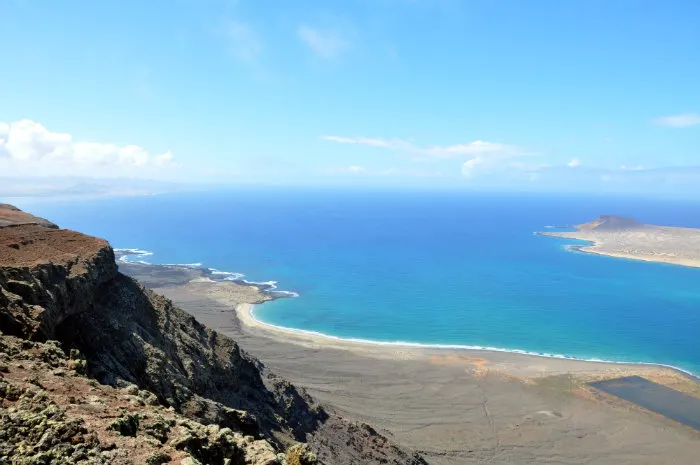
[270,290,300,298]
[114,248,153,256]
[248,306,698,379]
[241,279,278,289]
[162,262,203,268]
[209,269,245,280]
[115,248,154,264]
[115,247,298,298]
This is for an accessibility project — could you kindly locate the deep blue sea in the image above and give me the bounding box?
[12,189,700,375]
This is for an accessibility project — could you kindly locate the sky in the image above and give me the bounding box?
[0,0,699,195]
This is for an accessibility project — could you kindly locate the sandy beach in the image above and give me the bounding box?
[565,243,700,268]
[141,275,700,465]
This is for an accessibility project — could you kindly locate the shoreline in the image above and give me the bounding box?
[538,226,700,269]
[117,248,700,381]
[234,301,700,380]
[114,248,299,297]
[567,242,700,269]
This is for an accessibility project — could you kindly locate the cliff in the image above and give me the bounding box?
[0,208,427,465]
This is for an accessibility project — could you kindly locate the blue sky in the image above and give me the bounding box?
[1,0,698,194]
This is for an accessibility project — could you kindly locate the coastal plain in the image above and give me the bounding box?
[124,261,700,465]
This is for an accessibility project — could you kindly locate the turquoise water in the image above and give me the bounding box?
[13,189,700,375]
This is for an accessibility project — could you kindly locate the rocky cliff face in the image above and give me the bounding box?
[0,224,116,341]
[0,208,427,465]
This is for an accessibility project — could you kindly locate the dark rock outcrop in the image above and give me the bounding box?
[0,225,117,341]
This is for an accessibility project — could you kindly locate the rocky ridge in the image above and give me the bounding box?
[0,207,427,465]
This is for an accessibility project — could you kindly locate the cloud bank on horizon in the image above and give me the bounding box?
[1,0,699,195]
[0,120,175,179]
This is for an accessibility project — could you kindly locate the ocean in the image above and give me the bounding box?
[12,189,700,375]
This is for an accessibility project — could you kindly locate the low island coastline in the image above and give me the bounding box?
[539,214,700,268]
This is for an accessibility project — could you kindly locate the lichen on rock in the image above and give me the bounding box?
[108,413,140,437]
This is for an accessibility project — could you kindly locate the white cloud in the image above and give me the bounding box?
[347,165,367,173]
[224,20,263,64]
[324,134,530,178]
[425,141,515,159]
[0,119,175,178]
[323,165,447,179]
[324,135,523,159]
[508,160,550,172]
[567,158,582,168]
[653,113,700,128]
[322,136,412,150]
[298,26,349,59]
[461,158,484,177]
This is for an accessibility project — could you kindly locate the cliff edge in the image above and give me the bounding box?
[0,207,427,465]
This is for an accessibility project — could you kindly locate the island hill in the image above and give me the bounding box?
[540,214,700,268]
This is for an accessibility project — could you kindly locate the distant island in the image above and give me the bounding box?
[540,215,700,268]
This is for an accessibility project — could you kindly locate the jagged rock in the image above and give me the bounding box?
[0,379,22,401]
[0,225,117,341]
[0,383,105,464]
[180,458,201,465]
[143,414,175,444]
[285,443,318,465]
[145,451,171,465]
[139,389,161,406]
[171,421,246,463]
[108,413,140,437]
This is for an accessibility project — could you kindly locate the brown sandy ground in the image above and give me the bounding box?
[147,278,700,465]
